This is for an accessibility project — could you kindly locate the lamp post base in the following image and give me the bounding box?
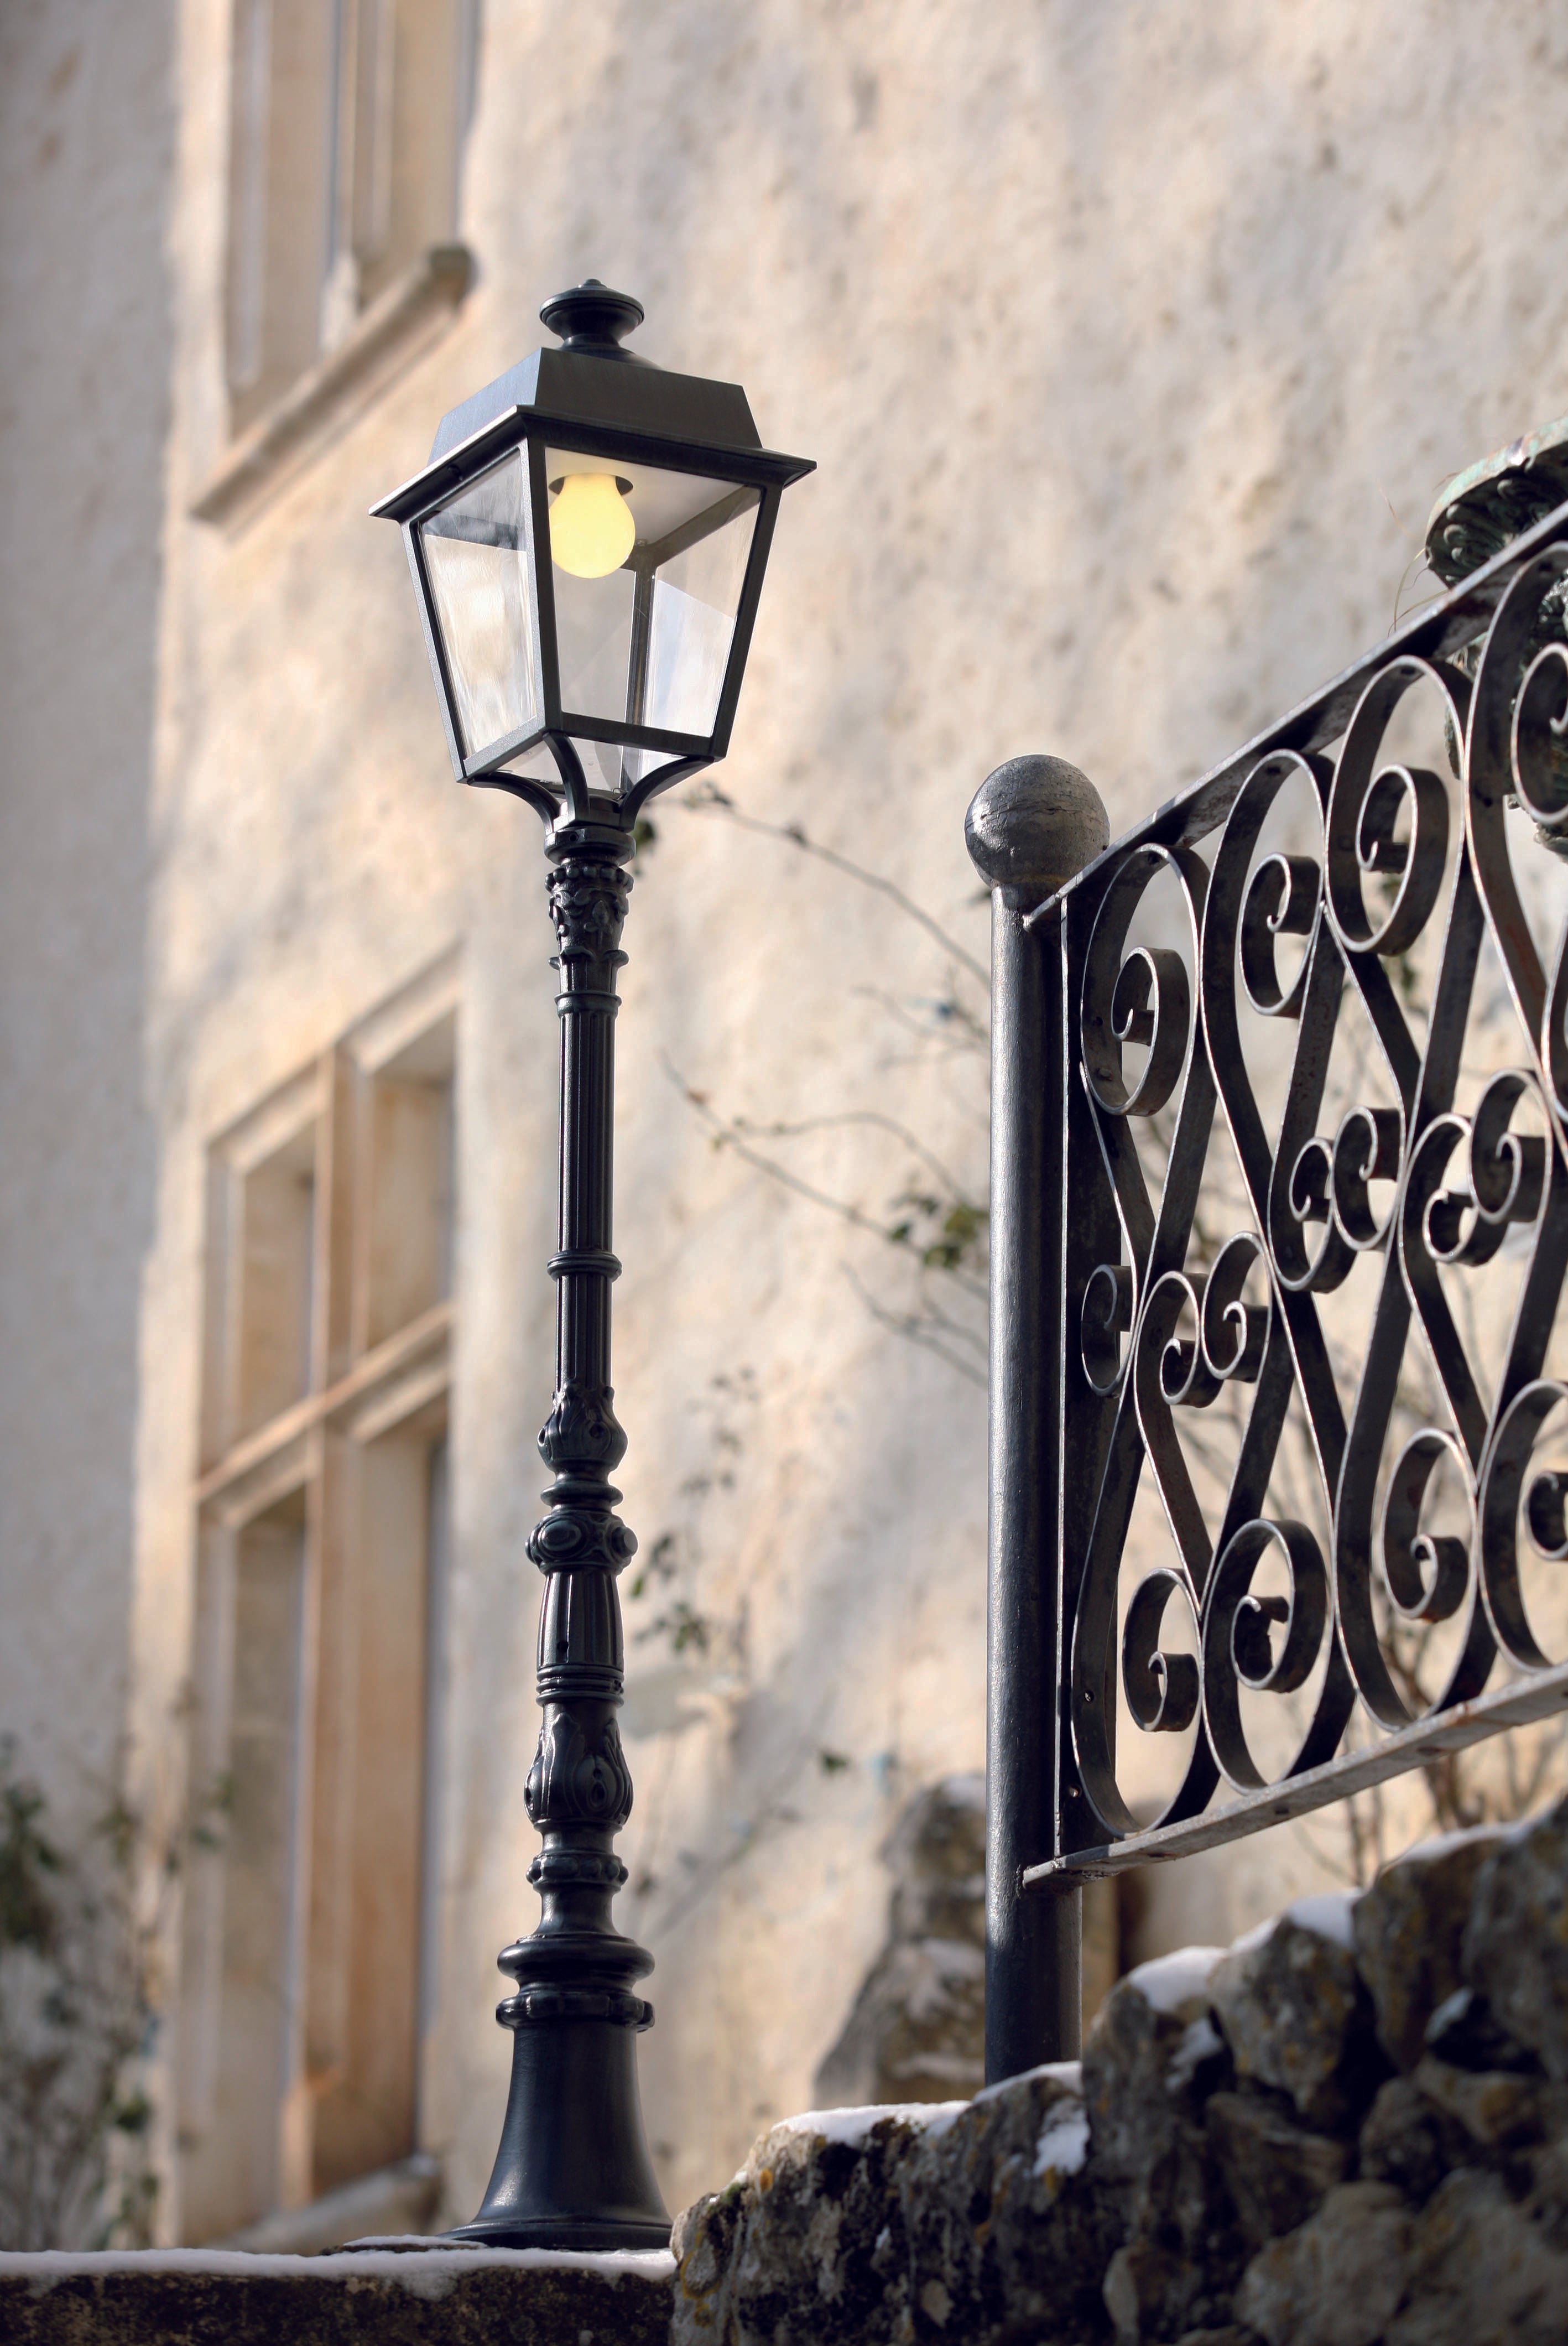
[447,2015,671,2251]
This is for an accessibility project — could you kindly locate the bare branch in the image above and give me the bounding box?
[666,1060,894,1242]
[726,1108,981,1214]
[850,984,990,1058]
[841,1264,988,1387]
[683,787,989,988]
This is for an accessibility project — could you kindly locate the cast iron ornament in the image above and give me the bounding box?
[444,797,666,2250]
[999,502,1568,1883]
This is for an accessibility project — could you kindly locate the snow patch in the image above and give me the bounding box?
[1426,1986,1471,2042]
[770,2102,969,2150]
[974,2058,1081,2108]
[1124,1946,1226,2012]
[1226,1915,1275,1959]
[1394,1820,1522,1865]
[1223,1891,1359,1963]
[1033,2105,1090,2179]
[1284,1890,1359,1948]
[0,2245,675,2298]
[1166,2015,1223,2092]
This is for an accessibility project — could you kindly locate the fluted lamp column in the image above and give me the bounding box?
[372,282,812,2246]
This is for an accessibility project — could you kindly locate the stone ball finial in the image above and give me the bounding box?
[965,756,1109,902]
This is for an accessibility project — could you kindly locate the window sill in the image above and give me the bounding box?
[191,243,476,528]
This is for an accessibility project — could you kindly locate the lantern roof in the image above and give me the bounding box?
[373,279,812,526]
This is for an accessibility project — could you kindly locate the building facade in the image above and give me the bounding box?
[4,0,1568,2245]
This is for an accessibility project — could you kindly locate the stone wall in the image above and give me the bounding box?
[672,1797,1568,2345]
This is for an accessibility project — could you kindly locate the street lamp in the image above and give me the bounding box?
[372,280,812,2249]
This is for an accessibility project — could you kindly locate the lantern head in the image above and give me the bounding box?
[372,279,814,823]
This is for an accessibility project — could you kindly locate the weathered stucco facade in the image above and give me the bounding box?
[6,0,1568,2248]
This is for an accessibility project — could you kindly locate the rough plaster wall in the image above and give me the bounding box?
[123,0,1568,2234]
[0,2,175,1837]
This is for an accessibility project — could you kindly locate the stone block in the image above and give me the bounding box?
[1105,2240,1190,2345]
[1170,2331,1262,2346]
[1204,2092,1348,2245]
[672,2067,1116,2346]
[1352,1828,1510,2073]
[1234,2180,1411,2346]
[1462,1797,1568,2081]
[1358,2078,1469,2208]
[672,2104,934,2343]
[1083,1949,1230,2184]
[1410,2056,1560,2152]
[669,1893,1568,2345]
[812,1936,986,2107]
[1420,1984,1536,2074]
[1210,1907,1374,2130]
[1385,2166,1568,2346]
[1524,2134,1568,2246]
[1085,1953,1248,2341]
[812,1777,989,2109]
[899,2063,1115,2340]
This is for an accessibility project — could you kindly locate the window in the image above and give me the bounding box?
[225,0,473,431]
[178,958,457,2244]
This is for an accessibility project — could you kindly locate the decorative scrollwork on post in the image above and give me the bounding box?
[1054,516,1568,1858]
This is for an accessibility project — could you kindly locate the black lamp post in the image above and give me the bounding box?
[373,281,812,2249]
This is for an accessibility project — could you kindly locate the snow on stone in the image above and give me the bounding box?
[1284,1889,1359,1947]
[1125,1946,1227,2012]
[1033,2104,1090,2178]
[974,2057,1081,2108]
[1166,2014,1223,2091]
[772,2101,969,2149]
[1223,1890,1359,1961]
[1396,1820,1525,1863]
[0,2245,676,2299]
[1426,1986,1471,2041]
[1226,1915,1276,1959]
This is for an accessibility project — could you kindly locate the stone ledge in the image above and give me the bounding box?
[0,2243,674,2345]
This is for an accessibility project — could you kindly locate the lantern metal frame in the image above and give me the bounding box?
[372,288,813,833]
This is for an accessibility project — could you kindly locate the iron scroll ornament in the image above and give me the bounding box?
[1061,539,1568,1849]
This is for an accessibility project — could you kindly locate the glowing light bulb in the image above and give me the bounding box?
[549,472,635,579]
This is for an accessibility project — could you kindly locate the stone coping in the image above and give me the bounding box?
[0,2243,676,2344]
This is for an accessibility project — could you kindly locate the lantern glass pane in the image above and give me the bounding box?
[419,450,539,760]
[546,448,760,747]
[644,495,758,736]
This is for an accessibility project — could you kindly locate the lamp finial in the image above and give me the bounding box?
[540,278,645,357]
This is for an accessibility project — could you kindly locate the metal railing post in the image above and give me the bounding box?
[966,756,1108,2083]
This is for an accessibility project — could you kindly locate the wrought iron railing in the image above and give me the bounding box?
[971,490,1568,2080]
